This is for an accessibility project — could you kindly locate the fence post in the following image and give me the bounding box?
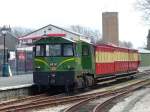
[25,51,26,73]
[16,50,18,75]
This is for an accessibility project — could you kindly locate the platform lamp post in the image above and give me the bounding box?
[1,25,11,77]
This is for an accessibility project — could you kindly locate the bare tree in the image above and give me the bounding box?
[136,0,150,22]
[119,41,133,48]
[69,25,101,43]
[11,27,33,37]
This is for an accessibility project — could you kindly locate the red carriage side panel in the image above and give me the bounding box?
[128,49,132,71]
[95,44,115,76]
[114,47,129,73]
[95,44,139,77]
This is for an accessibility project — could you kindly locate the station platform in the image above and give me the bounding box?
[0,74,33,90]
[138,66,150,72]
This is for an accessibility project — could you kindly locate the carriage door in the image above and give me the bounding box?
[81,44,92,71]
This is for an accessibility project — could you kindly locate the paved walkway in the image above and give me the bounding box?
[139,66,150,72]
[0,74,33,89]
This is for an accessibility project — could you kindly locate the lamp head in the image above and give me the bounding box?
[1,25,11,35]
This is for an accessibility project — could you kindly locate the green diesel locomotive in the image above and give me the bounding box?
[33,34,95,90]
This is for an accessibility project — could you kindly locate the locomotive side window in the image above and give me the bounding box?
[63,44,74,56]
[36,45,45,56]
[82,46,89,56]
[46,44,61,56]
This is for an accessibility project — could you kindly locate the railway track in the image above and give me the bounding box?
[0,89,114,112]
[0,78,149,112]
[0,80,150,112]
[92,87,149,112]
[93,92,130,112]
[64,78,150,112]
[0,93,47,106]
[0,93,64,112]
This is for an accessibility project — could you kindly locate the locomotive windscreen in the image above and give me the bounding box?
[35,44,74,57]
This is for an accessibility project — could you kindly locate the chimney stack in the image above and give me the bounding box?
[102,12,119,46]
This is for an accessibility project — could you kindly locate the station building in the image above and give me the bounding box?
[20,24,90,45]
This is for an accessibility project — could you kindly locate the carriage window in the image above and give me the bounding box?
[63,44,73,56]
[46,44,61,56]
[36,45,45,56]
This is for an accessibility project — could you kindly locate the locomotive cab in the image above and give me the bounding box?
[33,36,79,88]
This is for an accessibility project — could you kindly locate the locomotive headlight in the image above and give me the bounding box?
[35,66,41,71]
[67,65,74,70]
[36,66,40,69]
[67,65,71,69]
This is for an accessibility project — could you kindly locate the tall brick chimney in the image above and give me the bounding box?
[102,12,119,46]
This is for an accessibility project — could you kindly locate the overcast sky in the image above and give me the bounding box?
[0,0,149,48]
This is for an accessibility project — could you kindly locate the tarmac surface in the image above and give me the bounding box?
[0,74,33,89]
[138,66,150,72]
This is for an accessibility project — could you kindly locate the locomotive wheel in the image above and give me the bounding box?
[73,78,85,90]
[89,75,95,86]
[83,75,88,88]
